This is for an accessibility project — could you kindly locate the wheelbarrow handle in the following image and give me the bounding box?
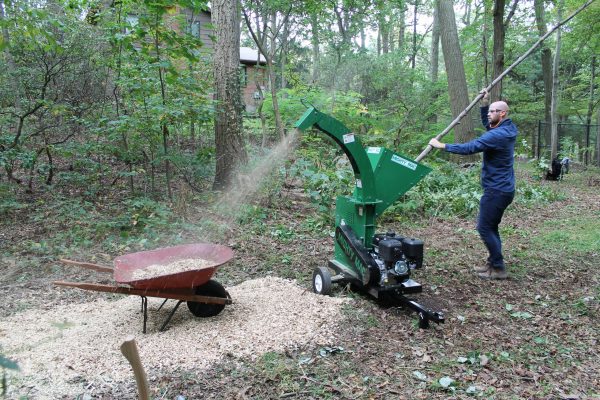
[59,258,113,273]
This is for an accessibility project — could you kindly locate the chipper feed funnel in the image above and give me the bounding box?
[295,107,444,328]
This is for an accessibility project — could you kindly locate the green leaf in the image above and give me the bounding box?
[534,336,547,344]
[510,311,533,319]
[505,303,514,311]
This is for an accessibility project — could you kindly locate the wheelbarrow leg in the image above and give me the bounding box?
[140,296,148,334]
[159,300,184,332]
[157,298,169,311]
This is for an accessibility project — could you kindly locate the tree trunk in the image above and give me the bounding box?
[482,0,490,87]
[242,8,286,140]
[311,14,319,83]
[268,12,284,139]
[549,0,563,162]
[437,0,476,155]
[212,0,247,190]
[597,107,600,167]
[0,0,20,110]
[280,18,289,91]
[534,0,552,159]
[491,0,506,102]
[154,12,172,200]
[585,56,596,165]
[398,2,406,52]
[429,2,440,124]
[377,1,389,55]
[462,0,472,25]
[411,0,418,69]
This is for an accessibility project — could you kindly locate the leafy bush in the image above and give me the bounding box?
[384,161,483,221]
[0,184,25,215]
[292,156,564,224]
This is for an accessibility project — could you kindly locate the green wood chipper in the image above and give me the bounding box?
[294,107,444,328]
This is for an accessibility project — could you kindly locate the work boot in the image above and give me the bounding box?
[478,267,508,280]
[473,261,492,273]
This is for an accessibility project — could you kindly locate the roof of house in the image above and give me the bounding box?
[240,47,266,64]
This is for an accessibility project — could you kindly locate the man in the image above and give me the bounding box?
[428,90,517,280]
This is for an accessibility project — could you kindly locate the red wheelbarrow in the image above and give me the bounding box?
[54,243,234,333]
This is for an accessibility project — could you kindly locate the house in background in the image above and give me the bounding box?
[240,47,267,113]
[180,8,268,113]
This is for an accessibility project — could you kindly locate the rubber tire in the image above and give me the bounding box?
[312,267,332,295]
[187,280,230,318]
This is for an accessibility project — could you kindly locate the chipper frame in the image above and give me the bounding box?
[295,107,444,328]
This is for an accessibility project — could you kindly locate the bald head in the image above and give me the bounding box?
[487,101,509,127]
[491,101,509,113]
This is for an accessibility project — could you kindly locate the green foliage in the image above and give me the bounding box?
[533,215,600,255]
[288,148,354,219]
[516,180,562,204]
[385,161,482,221]
[14,196,179,255]
[0,0,215,198]
[0,184,24,215]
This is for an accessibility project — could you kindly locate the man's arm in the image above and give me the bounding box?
[480,89,491,131]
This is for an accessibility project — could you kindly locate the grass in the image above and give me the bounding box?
[534,216,600,255]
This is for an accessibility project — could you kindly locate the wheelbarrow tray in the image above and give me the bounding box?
[54,243,234,332]
[113,243,234,290]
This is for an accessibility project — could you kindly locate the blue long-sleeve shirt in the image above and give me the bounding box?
[444,105,517,192]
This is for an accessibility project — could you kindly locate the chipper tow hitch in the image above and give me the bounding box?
[294,107,444,329]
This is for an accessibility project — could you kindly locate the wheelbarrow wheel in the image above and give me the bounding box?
[312,266,332,295]
[187,280,230,318]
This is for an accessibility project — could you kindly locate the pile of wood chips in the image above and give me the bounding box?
[0,277,348,399]
[130,258,213,280]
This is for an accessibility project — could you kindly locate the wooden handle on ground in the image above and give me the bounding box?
[59,258,113,273]
[120,336,150,400]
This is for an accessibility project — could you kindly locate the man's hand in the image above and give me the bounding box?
[480,88,490,106]
[429,138,445,149]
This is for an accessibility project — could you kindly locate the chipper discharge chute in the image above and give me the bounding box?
[295,107,444,328]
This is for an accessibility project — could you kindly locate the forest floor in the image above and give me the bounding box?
[1,162,599,400]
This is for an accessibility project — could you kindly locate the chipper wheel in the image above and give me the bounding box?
[312,266,332,295]
[187,280,230,318]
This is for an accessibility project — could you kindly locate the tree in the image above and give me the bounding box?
[212,0,248,190]
[429,1,440,123]
[242,0,293,139]
[584,56,596,165]
[550,0,563,162]
[436,0,475,152]
[534,0,552,159]
[490,0,518,102]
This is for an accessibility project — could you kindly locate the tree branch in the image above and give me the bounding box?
[504,0,519,27]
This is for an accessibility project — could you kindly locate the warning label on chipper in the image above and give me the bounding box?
[391,155,417,170]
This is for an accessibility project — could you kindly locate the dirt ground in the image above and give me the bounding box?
[1,165,599,399]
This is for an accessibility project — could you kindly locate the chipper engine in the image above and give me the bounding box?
[294,107,444,328]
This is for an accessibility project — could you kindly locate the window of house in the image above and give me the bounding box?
[240,66,248,87]
[189,20,201,38]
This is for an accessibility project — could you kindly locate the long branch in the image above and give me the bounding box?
[415,0,596,162]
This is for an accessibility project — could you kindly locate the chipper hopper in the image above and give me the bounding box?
[295,107,444,328]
